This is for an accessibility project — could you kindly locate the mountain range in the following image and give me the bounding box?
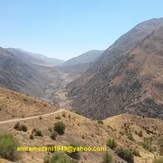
[67,18,163,119]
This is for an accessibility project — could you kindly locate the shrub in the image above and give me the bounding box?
[62,112,66,118]
[50,152,76,163]
[102,152,112,163]
[14,122,21,131]
[31,128,36,134]
[55,116,61,120]
[50,131,58,140]
[153,158,163,163]
[67,143,80,159]
[0,133,20,161]
[44,155,50,163]
[106,139,117,149]
[29,135,34,139]
[132,148,141,157]
[127,133,134,141]
[138,130,143,137]
[14,123,27,132]
[97,120,104,125]
[21,125,27,132]
[115,147,134,163]
[14,122,20,129]
[159,147,163,156]
[54,121,66,135]
[35,129,43,137]
[141,138,154,152]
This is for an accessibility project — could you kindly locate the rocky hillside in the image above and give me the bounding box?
[0,86,57,121]
[62,50,104,67]
[67,18,163,119]
[0,88,162,163]
[17,48,65,65]
[0,47,51,97]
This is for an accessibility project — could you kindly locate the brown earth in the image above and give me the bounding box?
[0,87,163,163]
[67,18,163,120]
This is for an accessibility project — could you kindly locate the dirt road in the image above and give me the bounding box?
[0,109,66,125]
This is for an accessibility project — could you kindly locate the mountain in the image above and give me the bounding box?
[62,50,104,66]
[0,47,51,97]
[67,18,163,120]
[60,50,104,77]
[0,87,163,163]
[17,48,65,65]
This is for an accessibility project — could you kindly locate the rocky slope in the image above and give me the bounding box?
[0,87,162,163]
[0,47,51,97]
[62,50,104,66]
[67,18,163,119]
[17,48,65,65]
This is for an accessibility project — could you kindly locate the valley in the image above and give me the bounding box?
[0,17,163,163]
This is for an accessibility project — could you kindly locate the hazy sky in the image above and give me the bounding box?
[0,0,163,60]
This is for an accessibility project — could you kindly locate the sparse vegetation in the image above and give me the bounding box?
[141,137,155,152]
[138,130,143,137]
[67,143,80,159]
[49,152,76,163]
[14,123,27,132]
[115,147,134,163]
[62,112,66,118]
[106,139,117,149]
[0,133,20,161]
[102,152,112,163]
[97,120,104,124]
[54,121,66,135]
[50,131,58,140]
[127,133,134,141]
[21,124,27,132]
[32,129,43,136]
[55,116,61,120]
[132,148,141,157]
[14,122,21,131]
[152,157,163,163]
[29,134,34,139]
[43,155,50,163]
[159,147,163,156]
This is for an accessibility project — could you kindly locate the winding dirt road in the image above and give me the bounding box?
[0,109,66,125]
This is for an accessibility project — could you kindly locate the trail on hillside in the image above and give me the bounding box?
[0,109,66,124]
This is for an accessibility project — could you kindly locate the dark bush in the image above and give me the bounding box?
[50,131,58,140]
[97,120,104,124]
[54,121,66,135]
[21,125,27,132]
[115,147,134,163]
[35,129,43,137]
[14,122,21,131]
[29,135,34,139]
[132,148,141,157]
[67,143,80,160]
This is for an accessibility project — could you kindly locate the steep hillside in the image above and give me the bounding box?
[0,86,57,121]
[62,50,104,66]
[67,18,163,119]
[0,47,53,97]
[17,48,65,65]
[0,105,162,162]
